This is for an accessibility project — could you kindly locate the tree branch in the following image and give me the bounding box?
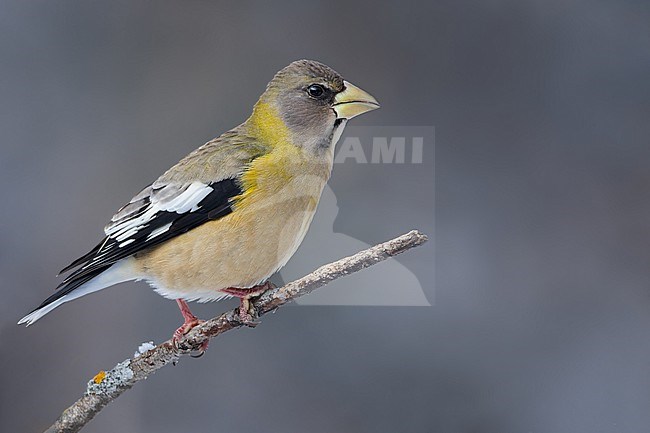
[44,230,429,433]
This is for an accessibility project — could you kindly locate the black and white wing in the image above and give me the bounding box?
[55,178,242,296]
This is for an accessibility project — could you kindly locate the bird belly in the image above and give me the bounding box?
[134,171,327,302]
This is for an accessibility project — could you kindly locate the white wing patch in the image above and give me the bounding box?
[145,222,173,241]
[50,176,240,304]
[73,181,216,268]
[115,225,145,242]
[119,239,136,248]
[105,181,214,238]
[79,181,214,269]
[160,182,213,213]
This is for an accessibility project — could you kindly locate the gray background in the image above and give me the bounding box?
[1,1,649,432]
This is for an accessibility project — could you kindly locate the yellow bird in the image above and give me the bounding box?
[18,60,379,350]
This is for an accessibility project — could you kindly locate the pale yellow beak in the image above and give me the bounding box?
[333,80,380,119]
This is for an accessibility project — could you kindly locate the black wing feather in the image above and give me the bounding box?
[56,178,242,292]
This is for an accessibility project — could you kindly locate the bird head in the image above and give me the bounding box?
[248,60,379,154]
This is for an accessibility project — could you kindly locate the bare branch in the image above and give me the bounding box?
[44,230,429,433]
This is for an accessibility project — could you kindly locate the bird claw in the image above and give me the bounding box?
[173,331,209,355]
[238,298,260,327]
[173,319,201,341]
[171,299,209,355]
[222,281,273,327]
[172,317,208,354]
[239,314,259,328]
[190,343,208,358]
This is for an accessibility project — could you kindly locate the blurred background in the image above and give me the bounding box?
[1,1,649,432]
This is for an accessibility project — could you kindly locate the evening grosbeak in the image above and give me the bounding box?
[18,60,379,348]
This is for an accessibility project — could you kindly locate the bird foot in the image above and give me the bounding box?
[221,281,275,326]
[237,297,258,326]
[173,299,209,355]
[172,317,202,340]
[172,317,209,353]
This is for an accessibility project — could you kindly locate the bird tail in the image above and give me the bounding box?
[18,259,136,326]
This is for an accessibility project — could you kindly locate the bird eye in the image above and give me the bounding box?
[307,84,326,99]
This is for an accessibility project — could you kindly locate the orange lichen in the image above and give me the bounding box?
[93,371,107,384]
